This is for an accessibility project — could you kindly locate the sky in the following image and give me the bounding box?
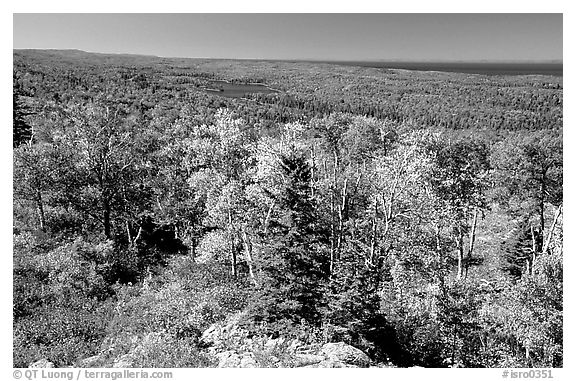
[13,13,563,62]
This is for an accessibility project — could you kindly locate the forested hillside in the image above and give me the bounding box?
[13,49,563,368]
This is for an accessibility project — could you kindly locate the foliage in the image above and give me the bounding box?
[326,261,400,362]
[106,256,249,342]
[13,297,114,368]
[496,241,563,367]
[13,49,563,368]
[13,81,32,147]
[248,152,330,328]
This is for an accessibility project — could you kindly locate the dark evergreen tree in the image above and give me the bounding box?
[249,153,330,329]
[501,219,543,280]
[326,259,401,363]
[13,87,32,147]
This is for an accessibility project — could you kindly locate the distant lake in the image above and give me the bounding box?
[202,80,279,98]
[314,61,563,77]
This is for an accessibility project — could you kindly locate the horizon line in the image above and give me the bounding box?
[13,48,563,64]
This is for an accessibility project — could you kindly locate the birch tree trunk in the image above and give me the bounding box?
[126,220,132,244]
[529,225,537,277]
[228,208,237,277]
[464,208,479,279]
[336,178,348,262]
[369,200,378,267]
[542,203,562,255]
[263,200,275,235]
[35,190,46,233]
[456,230,464,281]
[241,228,257,286]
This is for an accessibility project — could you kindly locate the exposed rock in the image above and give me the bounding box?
[321,342,371,368]
[288,339,303,352]
[239,354,257,368]
[200,324,222,346]
[29,359,55,368]
[293,353,325,367]
[113,354,134,368]
[201,319,372,368]
[303,359,345,368]
[215,351,241,368]
[264,337,286,350]
[200,312,248,348]
[303,359,361,368]
[207,341,370,368]
[78,354,104,368]
[265,355,281,367]
[215,351,259,368]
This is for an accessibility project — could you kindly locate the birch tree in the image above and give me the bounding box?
[427,139,490,280]
[492,131,562,276]
[58,101,150,238]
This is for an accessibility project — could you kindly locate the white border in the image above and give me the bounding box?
[3,3,572,380]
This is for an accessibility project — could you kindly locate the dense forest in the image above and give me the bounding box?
[13,49,563,368]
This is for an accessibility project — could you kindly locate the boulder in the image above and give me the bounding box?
[321,342,371,368]
[293,353,325,367]
[303,359,344,368]
[29,359,54,368]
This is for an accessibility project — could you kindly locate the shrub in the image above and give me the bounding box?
[13,237,122,367]
[101,255,251,366]
[13,299,114,367]
[30,239,114,301]
[196,230,229,263]
[99,332,215,368]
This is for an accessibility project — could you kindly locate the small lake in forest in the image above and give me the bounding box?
[201,80,279,98]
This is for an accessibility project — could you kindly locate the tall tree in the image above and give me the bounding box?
[492,131,562,276]
[14,143,60,232]
[427,138,490,280]
[251,152,330,326]
[58,100,152,238]
[13,86,32,147]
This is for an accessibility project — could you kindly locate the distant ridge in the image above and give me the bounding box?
[14,49,563,77]
[301,60,563,77]
[15,48,159,58]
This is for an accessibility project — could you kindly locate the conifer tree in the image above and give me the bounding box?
[13,87,32,147]
[250,152,330,328]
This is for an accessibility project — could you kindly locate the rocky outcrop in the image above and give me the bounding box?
[302,359,349,368]
[294,343,371,368]
[213,351,259,368]
[200,313,247,348]
[321,342,371,367]
[29,359,55,368]
[292,353,326,367]
[112,353,135,368]
[77,354,104,368]
[239,354,258,368]
[214,351,241,367]
[200,320,372,368]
